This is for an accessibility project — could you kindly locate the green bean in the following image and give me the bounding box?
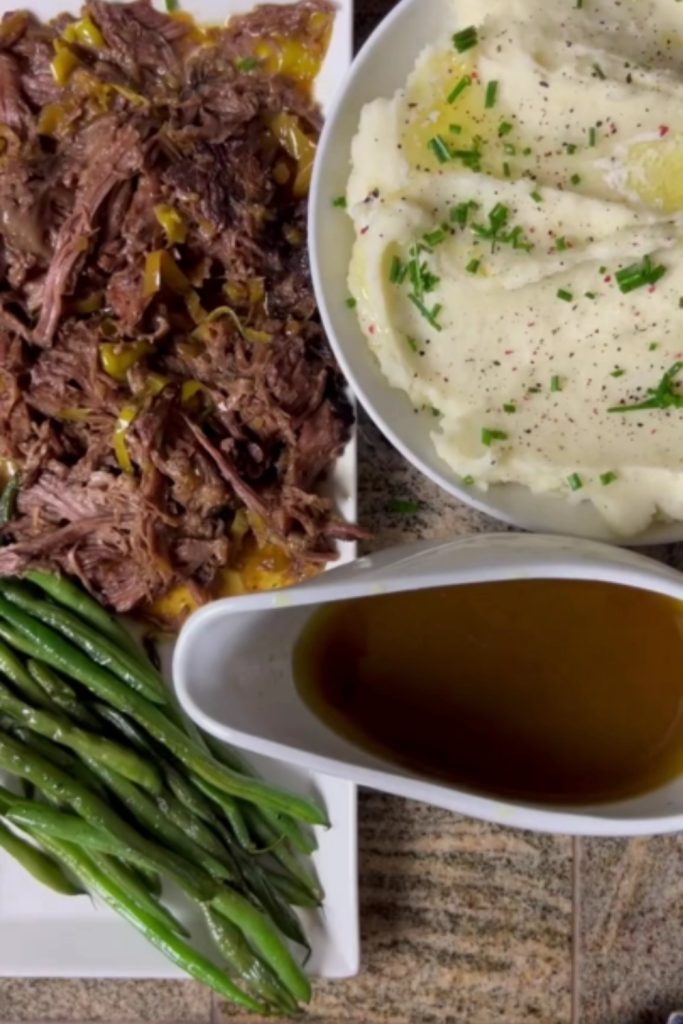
[0,620,54,665]
[31,834,269,1014]
[0,638,56,711]
[7,804,186,895]
[0,680,162,794]
[94,704,148,750]
[203,907,298,1015]
[212,888,311,1005]
[0,475,19,527]
[0,582,165,704]
[156,791,231,863]
[87,850,189,938]
[191,777,254,850]
[266,870,322,909]
[84,758,235,884]
[242,805,323,901]
[128,861,162,898]
[0,732,215,900]
[258,808,318,856]
[24,570,141,658]
[0,596,326,824]
[0,819,80,895]
[11,727,77,770]
[27,660,100,729]
[234,850,310,950]
[204,738,318,854]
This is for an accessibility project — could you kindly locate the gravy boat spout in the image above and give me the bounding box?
[173,533,683,837]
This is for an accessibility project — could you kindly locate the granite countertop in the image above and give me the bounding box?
[2,2,683,1023]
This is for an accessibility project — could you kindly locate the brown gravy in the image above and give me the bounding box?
[293,579,683,804]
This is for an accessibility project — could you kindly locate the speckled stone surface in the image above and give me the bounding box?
[1,3,682,1024]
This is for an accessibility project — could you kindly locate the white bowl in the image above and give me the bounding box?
[174,533,683,837]
[309,0,683,546]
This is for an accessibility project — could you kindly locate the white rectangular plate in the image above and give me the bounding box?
[0,0,358,982]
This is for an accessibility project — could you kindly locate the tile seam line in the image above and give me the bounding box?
[571,835,583,1024]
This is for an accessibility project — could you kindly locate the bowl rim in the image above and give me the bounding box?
[309,0,683,546]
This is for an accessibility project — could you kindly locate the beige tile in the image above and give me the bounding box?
[0,979,212,1023]
[357,415,507,551]
[218,790,573,1024]
[579,836,683,1024]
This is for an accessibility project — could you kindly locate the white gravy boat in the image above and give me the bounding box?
[174,533,683,837]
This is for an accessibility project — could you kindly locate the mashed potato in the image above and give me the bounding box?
[347,0,683,534]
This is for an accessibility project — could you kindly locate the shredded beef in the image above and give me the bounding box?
[0,0,360,620]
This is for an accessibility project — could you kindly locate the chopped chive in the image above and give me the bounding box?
[503,402,517,413]
[570,173,582,186]
[585,291,597,299]
[615,254,666,293]
[389,255,404,283]
[568,473,583,491]
[481,427,508,446]
[447,75,471,104]
[423,228,447,247]
[428,136,452,163]
[406,336,418,353]
[551,375,563,392]
[530,189,543,202]
[522,146,533,155]
[649,342,659,351]
[564,142,577,154]
[592,63,606,80]
[576,0,583,7]
[599,266,607,274]
[588,126,597,146]
[485,80,499,108]
[332,195,347,209]
[557,288,573,302]
[503,161,511,177]
[463,475,475,485]
[390,498,420,516]
[451,200,479,227]
[527,384,542,394]
[503,142,516,155]
[408,293,443,331]
[466,258,481,274]
[679,297,683,308]
[610,367,625,378]
[449,123,462,134]
[236,56,259,71]
[452,25,478,52]
[452,146,482,170]
[555,236,567,251]
[609,362,683,413]
[498,121,513,137]
[345,296,357,309]
[600,471,618,485]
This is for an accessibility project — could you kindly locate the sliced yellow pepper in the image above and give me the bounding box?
[254,36,323,87]
[37,102,68,136]
[99,341,151,382]
[194,306,271,344]
[51,40,79,86]
[154,204,187,246]
[113,405,137,474]
[269,113,316,197]
[56,407,91,422]
[143,250,205,322]
[109,83,147,107]
[73,292,103,314]
[181,380,206,406]
[143,373,170,397]
[62,16,104,49]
